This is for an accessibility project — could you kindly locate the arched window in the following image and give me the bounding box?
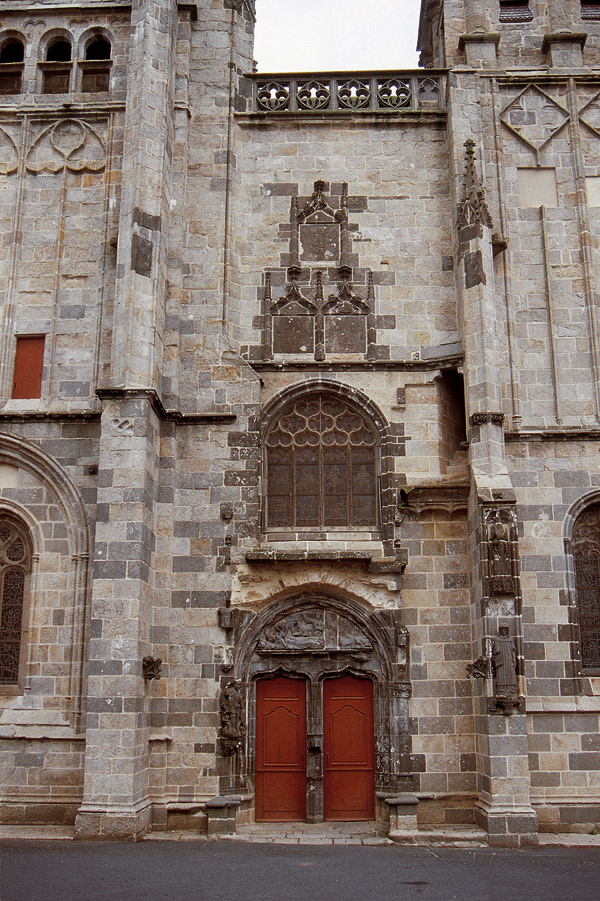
[80,37,112,93]
[572,503,600,672]
[41,37,72,93]
[0,518,31,686]
[0,38,25,94]
[46,39,71,62]
[265,393,378,530]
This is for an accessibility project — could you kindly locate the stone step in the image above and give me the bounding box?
[389,825,488,847]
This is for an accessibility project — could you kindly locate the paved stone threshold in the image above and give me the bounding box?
[3,824,600,847]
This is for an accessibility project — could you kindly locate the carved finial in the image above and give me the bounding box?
[464,138,477,191]
[264,270,271,302]
[290,196,300,269]
[367,269,375,303]
[314,269,323,302]
[341,182,348,212]
[458,138,493,229]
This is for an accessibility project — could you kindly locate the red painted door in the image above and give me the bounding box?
[323,675,375,821]
[255,676,306,822]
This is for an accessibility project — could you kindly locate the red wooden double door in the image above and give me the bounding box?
[255,674,375,822]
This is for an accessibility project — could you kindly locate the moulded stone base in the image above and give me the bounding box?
[0,801,79,826]
[535,802,600,833]
[74,801,152,841]
[475,803,539,848]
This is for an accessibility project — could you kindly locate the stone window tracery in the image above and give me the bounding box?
[265,393,378,530]
[0,518,31,686]
[572,503,600,671]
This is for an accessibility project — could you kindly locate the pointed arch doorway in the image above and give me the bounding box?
[255,673,375,822]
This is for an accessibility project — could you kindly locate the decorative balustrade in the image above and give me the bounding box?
[248,71,446,115]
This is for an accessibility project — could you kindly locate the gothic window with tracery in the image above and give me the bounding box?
[573,503,600,671]
[0,519,31,685]
[265,394,378,530]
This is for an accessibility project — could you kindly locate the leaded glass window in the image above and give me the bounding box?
[265,395,378,530]
[0,519,30,685]
[573,504,600,671]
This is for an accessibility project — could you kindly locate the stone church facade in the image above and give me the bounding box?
[2,0,600,845]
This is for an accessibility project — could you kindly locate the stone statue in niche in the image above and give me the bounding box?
[484,507,517,597]
[491,625,520,714]
[489,521,512,575]
[220,681,246,743]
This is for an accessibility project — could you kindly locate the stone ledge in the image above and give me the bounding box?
[246,549,373,563]
[458,32,501,51]
[542,32,588,54]
[96,388,236,424]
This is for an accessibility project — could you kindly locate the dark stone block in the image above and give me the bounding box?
[443,572,469,589]
[93,560,126,580]
[464,249,486,288]
[460,753,476,772]
[86,697,123,713]
[131,233,153,278]
[410,754,426,772]
[87,660,123,675]
[172,556,206,573]
[569,752,600,770]
[172,590,229,608]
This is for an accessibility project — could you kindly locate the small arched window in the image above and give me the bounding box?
[85,38,111,61]
[41,38,72,93]
[572,503,600,672]
[265,393,378,530]
[80,37,112,93]
[46,39,71,62]
[0,38,25,94]
[0,518,31,686]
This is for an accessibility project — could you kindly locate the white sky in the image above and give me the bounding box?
[253,0,423,72]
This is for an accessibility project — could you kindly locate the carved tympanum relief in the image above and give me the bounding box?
[256,608,373,653]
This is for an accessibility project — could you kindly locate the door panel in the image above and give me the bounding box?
[323,675,375,821]
[255,676,306,822]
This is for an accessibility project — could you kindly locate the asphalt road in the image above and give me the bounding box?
[2,840,600,901]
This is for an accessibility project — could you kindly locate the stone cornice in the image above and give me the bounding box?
[458,32,501,52]
[542,31,588,54]
[505,428,600,442]
[96,388,236,423]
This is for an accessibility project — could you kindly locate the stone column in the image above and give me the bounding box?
[75,0,177,840]
[544,1,587,67]
[75,391,161,840]
[548,0,583,31]
[449,99,537,844]
[109,0,177,391]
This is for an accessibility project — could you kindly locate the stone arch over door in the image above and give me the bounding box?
[220,592,413,821]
